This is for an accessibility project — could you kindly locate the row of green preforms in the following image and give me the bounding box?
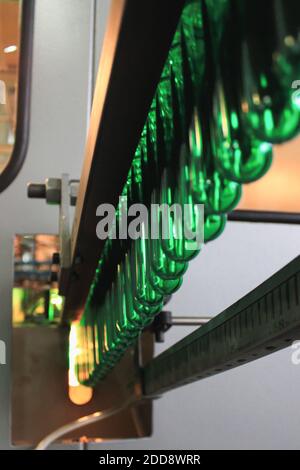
[73,0,300,386]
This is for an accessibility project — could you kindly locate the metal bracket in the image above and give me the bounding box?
[27,175,80,296]
[151,311,210,343]
[58,174,71,295]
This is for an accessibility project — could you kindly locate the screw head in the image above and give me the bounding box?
[52,252,60,265]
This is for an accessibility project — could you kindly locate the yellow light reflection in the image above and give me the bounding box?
[68,323,93,405]
[237,136,300,213]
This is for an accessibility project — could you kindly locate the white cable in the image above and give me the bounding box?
[35,397,137,450]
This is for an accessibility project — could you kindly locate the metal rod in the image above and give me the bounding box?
[171,317,211,326]
[228,210,300,224]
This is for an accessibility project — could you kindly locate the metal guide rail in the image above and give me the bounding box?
[63,0,186,321]
[143,255,300,397]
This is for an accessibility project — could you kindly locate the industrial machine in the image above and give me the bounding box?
[1,0,300,449]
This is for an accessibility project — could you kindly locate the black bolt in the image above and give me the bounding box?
[52,252,60,265]
[27,183,46,199]
[50,271,58,283]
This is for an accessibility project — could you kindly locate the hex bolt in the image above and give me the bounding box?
[50,271,58,283]
[45,178,61,205]
[52,252,60,265]
[27,178,61,205]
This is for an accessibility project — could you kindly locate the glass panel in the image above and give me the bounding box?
[0,0,21,174]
